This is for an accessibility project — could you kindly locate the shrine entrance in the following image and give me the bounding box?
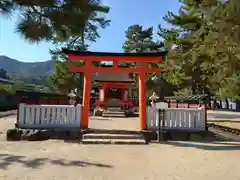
[63,49,164,130]
[106,88,122,99]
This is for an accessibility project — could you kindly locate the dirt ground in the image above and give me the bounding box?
[208,110,240,129]
[0,115,240,180]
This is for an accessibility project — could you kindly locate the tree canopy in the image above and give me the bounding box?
[48,2,110,95]
[122,25,177,98]
[122,0,240,99]
[164,0,240,99]
[1,0,110,43]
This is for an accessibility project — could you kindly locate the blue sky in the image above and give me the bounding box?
[0,0,180,62]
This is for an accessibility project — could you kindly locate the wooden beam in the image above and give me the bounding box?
[69,65,161,73]
[98,82,132,85]
[104,84,129,88]
[68,54,162,63]
[113,60,118,68]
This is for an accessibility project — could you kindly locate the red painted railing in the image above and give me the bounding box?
[169,103,206,109]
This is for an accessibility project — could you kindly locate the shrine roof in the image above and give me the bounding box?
[164,95,208,102]
[94,72,134,83]
[62,49,167,57]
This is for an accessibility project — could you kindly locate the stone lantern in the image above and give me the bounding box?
[68,90,76,105]
[149,92,159,108]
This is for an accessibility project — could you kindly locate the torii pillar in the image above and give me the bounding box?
[81,60,92,129]
[138,63,147,129]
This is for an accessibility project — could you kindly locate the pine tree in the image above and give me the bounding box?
[158,0,220,95]
[203,0,240,98]
[0,0,14,17]
[1,0,110,43]
[49,19,105,95]
[123,25,164,53]
[122,24,176,98]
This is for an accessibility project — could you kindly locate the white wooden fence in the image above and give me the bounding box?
[146,107,206,131]
[18,103,82,129]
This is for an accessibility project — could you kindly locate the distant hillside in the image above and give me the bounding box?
[0,55,54,78]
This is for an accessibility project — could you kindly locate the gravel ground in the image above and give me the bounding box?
[207,110,240,129]
[214,122,240,129]
[0,115,240,180]
[0,110,17,118]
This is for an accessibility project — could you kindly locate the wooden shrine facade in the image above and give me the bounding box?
[95,81,134,109]
[94,72,134,109]
[62,49,165,130]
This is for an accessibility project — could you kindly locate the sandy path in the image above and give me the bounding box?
[0,115,240,180]
[207,110,240,129]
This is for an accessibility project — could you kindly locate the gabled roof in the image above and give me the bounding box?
[164,95,208,102]
[94,72,134,83]
[16,90,65,97]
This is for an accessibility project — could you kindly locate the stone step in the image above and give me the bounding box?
[83,133,144,140]
[103,111,125,114]
[102,112,126,116]
[81,139,147,145]
[106,107,122,112]
[102,111,126,117]
[102,114,126,118]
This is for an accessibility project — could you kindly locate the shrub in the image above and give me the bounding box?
[93,108,104,116]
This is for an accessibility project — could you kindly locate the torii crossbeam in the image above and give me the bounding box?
[62,49,166,130]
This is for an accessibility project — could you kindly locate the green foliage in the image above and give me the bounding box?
[49,8,110,95]
[0,0,14,18]
[0,68,9,79]
[218,73,240,100]
[49,57,84,95]
[174,88,192,97]
[2,0,110,43]
[155,0,240,98]
[123,25,164,53]
[158,0,207,95]
[93,108,104,116]
[122,0,240,99]
[1,0,111,94]
[49,37,90,95]
[122,24,176,98]
[0,84,15,94]
[0,67,53,93]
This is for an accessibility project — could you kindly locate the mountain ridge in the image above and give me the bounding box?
[0,55,54,78]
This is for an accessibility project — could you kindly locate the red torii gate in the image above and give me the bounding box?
[62,49,165,130]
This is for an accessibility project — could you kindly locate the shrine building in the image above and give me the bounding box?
[94,71,135,110]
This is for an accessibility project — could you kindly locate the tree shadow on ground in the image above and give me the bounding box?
[125,113,139,118]
[164,141,240,151]
[0,153,113,170]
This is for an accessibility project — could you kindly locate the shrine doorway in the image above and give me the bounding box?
[63,49,165,130]
[106,88,122,99]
